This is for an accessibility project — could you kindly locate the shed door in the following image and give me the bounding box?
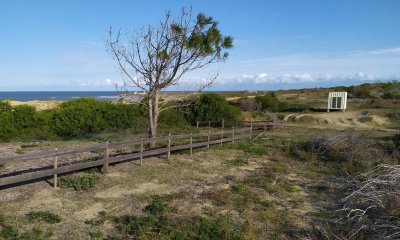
[331,96,342,109]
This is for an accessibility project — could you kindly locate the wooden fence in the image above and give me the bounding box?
[196,119,284,130]
[0,126,265,189]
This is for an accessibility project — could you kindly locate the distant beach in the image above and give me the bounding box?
[0,91,121,102]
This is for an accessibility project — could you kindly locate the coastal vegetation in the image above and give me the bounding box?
[1,82,400,238]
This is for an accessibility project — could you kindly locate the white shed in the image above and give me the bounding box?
[327,92,347,112]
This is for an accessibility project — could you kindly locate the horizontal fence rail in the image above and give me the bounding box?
[196,119,284,129]
[0,126,264,188]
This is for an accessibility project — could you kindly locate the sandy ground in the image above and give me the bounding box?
[10,100,63,111]
[284,110,390,130]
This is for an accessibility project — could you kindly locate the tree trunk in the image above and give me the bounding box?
[148,90,160,148]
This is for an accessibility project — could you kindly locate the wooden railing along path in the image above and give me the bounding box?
[0,126,265,189]
[196,119,284,130]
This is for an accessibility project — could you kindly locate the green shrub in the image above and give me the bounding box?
[254,93,287,112]
[58,173,99,191]
[51,98,146,138]
[348,83,373,98]
[26,211,61,224]
[0,101,53,142]
[12,105,38,130]
[158,109,192,133]
[51,98,108,137]
[0,110,17,142]
[185,93,242,126]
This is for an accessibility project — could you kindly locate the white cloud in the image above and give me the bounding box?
[80,78,115,86]
[352,47,400,56]
[365,47,400,55]
[218,72,383,85]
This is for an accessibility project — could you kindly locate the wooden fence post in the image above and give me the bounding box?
[167,133,171,159]
[220,130,223,146]
[222,118,225,128]
[232,128,235,144]
[102,141,109,174]
[196,121,199,128]
[190,132,193,157]
[208,121,211,128]
[140,138,144,166]
[207,130,211,149]
[53,148,58,189]
[250,120,253,139]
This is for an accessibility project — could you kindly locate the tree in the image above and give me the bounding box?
[108,8,233,146]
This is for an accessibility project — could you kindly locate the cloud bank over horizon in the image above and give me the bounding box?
[1,43,399,91]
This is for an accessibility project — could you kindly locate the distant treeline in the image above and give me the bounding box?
[275,80,400,99]
[334,81,400,99]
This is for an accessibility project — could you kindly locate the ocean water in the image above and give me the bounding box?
[0,91,120,101]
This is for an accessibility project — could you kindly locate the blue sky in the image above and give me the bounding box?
[1,0,399,91]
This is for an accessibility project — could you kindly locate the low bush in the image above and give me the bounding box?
[158,109,192,133]
[26,211,61,224]
[348,83,373,98]
[237,97,262,112]
[299,132,390,172]
[310,164,400,239]
[254,93,287,112]
[58,173,99,191]
[185,93,242,126]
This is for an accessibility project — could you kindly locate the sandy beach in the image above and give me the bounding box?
[9,100,63,111]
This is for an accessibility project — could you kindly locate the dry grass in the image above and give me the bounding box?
[0,135,320,239]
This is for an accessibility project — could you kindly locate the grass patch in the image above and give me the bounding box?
[20,143,39,149]
[14,148,25,154]
[111,196,245,239]
[89,231,103,239]
[226,140,269,156]
[58,173,100,191]
[0,226,51,240]
[26,211,61,224]
[85,211,108,226]
[226,157,249,166]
